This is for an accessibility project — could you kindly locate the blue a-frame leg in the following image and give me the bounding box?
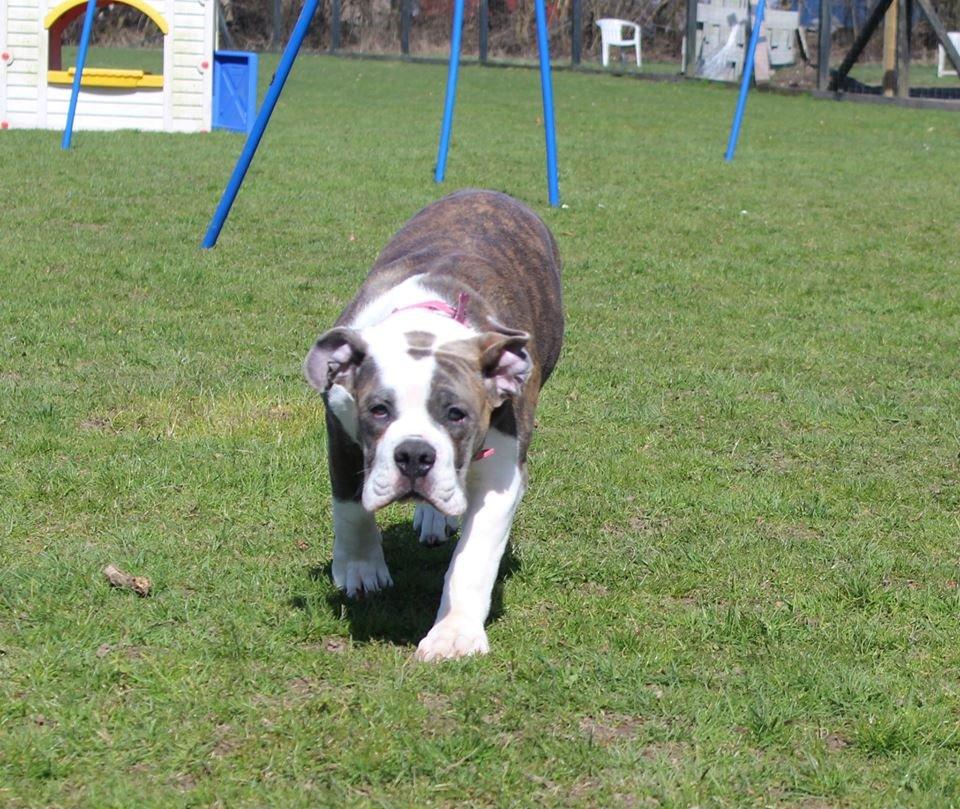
[201,0,320,248]
[434,0,560,206]
[201,0,562,248]
[61,0,97,150]
[724,0,767,161]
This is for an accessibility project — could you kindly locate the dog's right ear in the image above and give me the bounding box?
[304,328,368,393]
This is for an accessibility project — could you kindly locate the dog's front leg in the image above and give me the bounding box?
[326,410,393,598]
[331,499,392,597]
[415,429,525,661]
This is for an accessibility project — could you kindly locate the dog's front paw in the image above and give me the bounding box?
[413,503,459,547]
[415,617,488,662]
[331,553,393,598]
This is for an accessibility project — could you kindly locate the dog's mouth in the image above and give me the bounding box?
[391,484,447,512]
[363,475,466,517]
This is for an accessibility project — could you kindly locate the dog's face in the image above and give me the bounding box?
[305,312,531,516]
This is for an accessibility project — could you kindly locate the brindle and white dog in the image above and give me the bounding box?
[304,189,563,661]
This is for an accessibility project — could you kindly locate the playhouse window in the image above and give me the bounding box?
[44,0,168,89]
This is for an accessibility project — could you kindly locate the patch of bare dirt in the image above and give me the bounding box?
[210,723,238,759]
[322,637,349,654]
[579,713,650,745]
[95,643,147,660]
[822,731,851,752]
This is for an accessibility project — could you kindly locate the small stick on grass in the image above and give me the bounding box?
[102,564,151,597]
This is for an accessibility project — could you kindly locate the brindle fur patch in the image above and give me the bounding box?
[429,344,492,470]
[406,331,436,349]
[406,330,436,360]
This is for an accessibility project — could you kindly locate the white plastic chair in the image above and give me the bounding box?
[596,18,641,68]
[937,32,960,78]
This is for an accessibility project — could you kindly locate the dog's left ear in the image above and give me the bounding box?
[477,329,532,406]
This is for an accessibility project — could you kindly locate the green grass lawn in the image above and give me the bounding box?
[3,53,960,806]
[848,59,960,87]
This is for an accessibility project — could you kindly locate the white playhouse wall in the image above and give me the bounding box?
[1,0,42,126]
[0,0,215,132]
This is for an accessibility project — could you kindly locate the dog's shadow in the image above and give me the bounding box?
[305,523,520,647]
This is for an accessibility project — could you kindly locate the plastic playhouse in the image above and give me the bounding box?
[0,0,257,133]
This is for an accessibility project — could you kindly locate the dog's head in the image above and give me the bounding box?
[304,312,531,516]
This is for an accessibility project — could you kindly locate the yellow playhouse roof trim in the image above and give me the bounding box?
[43,0,170,34]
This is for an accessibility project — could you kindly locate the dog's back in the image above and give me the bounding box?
[338,189,564,385]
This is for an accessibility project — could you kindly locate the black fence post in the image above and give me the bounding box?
[571,0,581,64]
[684,0,698,74]
[401,0,411,55]
[479,0,489,63]
[272,0,282,51]
[818,0,831,89]
[331,0,341,51]
[217,4,236,49]
[896,0,911,97]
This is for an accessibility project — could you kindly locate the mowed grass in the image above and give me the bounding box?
[2,53,960,806]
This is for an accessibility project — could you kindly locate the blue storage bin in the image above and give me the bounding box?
[212,51,259,133]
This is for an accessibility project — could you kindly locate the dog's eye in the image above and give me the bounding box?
[369,404,390,420]
[447,407,467,423]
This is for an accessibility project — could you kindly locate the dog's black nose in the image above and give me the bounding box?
[394,439,436,480]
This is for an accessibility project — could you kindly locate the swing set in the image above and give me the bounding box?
[53,0,959,247]
[198,0,560,249]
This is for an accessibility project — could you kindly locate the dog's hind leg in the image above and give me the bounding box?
[413,503,459,547]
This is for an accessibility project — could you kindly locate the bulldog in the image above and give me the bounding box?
[304,189,563,661]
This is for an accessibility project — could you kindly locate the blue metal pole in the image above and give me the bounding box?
[200,0,320,249]
[534,0,560,206]
[434,0,464,184]
[724,0,766,161]
[61,0,97,150]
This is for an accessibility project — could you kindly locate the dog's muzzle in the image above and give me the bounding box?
[363,432,468,517]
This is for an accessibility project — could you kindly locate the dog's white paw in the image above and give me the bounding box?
[331,553,393,598]
[415,617,488,662]
[413,503,459,547]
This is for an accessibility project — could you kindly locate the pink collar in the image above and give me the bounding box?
[393,291,470,324]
